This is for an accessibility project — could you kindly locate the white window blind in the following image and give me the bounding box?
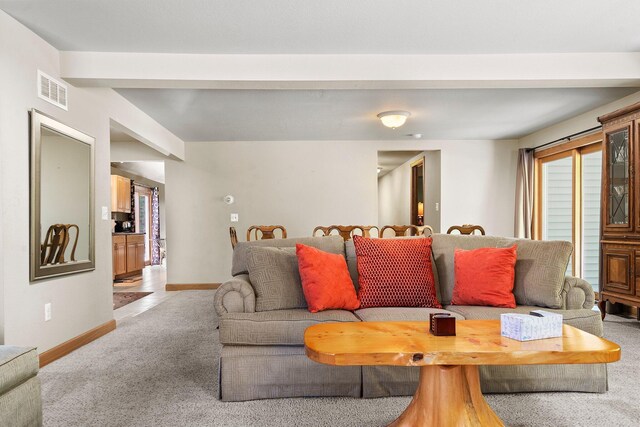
[582,151,602,291]
[542,156,573,275]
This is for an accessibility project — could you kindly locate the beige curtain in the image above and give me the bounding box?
[514,148,534,238]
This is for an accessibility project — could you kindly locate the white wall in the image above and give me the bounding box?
[0,10,182,352]
[166,139,518,284]
[377,150,442,232]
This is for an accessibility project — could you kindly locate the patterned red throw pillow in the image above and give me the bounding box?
[353,236,441,309]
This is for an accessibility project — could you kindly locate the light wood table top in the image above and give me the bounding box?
[304,319,621,427]
[305,319,621,367]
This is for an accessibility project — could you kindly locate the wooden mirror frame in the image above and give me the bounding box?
[30,109,95,281]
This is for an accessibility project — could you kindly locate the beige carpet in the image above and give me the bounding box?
[40,291,639,426]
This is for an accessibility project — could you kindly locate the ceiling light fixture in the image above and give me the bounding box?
[377,167,383,174]
[377,110,411,129]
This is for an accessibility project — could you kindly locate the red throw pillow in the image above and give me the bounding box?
[352,236,441,309]
[296,244,360,313]
[451,245,518,308]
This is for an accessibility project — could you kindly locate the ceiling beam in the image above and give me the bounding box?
[60,52,640,90]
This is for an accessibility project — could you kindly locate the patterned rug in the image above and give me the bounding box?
[113,292,152,309]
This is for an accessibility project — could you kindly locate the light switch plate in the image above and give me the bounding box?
[230,213,239,222]
[101,206,109,220]
[44,303,52,321]
[435,202,440,212]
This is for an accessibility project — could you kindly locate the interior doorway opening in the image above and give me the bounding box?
[411,157,425,226]
[377,150,441,233]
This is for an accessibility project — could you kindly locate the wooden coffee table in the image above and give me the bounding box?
[304,320,620,427]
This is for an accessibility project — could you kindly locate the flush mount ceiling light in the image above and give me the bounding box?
[377,110,411,129]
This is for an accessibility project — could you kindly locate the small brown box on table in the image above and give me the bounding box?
[429,313,456,336]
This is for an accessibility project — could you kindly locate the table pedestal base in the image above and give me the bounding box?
[388,365,503,427]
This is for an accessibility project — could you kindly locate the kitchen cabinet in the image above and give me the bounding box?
[113,233,145,279]
[598,101,640,320]
[112,235,127,279]
[111,175,131,214]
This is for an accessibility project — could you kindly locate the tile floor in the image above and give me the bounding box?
[113,265,177,322]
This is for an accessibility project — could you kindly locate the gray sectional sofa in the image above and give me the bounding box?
[0,346,42,426]
[214,234,604,402]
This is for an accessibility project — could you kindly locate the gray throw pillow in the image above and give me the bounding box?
[246,246,307,312]
[512,239,573,309]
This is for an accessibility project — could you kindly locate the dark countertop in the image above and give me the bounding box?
[112,232,146,235]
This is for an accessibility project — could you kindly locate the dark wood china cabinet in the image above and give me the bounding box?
[598,102,640,320]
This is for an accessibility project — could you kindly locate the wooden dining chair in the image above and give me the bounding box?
[446,224,486,235]
[380,225,435,238]
[246,225,287,241]
[312,225,379,240]
[229,227,239,249]
[419,225,434,237]
[380,225,420,237]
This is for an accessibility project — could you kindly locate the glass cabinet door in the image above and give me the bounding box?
[604,125,632,231]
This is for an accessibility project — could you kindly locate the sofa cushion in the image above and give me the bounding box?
[353,236,441,309]
[0,346,39,396]
[432,234,572,309]
[296,244,360,313]
[344,240,360,291]
[246,247,306,311]
[510,239,573,309]
[345,238,442,300]
[219,309,360,345]
[355,307,465,322]
[444,305,603,337]
[452,245,517,308]
[232,235,345,276]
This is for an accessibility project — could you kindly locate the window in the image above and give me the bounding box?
[534,134,602,292]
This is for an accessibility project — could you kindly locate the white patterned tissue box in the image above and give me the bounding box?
[500,310,563,341]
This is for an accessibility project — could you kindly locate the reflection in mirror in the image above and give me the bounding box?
[30,110,95,281]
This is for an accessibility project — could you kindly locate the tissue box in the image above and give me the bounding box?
[500,310,563,341]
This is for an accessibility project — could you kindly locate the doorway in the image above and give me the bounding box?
[411,157,425,226]
[134,185,153,265]
[377,150,441,232]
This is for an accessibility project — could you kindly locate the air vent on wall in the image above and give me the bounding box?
[37,70,68,110]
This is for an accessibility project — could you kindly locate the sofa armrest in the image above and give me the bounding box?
[214,274,256,316]
[561,275,595,310]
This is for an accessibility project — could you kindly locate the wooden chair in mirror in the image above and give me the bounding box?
[41,223,80,265]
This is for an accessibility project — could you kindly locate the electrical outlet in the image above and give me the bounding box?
[44,303,52,321]
[230,213,239,222]
[101,206,109,220]
[435,202,440,212]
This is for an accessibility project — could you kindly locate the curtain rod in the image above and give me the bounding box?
[525,125,602,152]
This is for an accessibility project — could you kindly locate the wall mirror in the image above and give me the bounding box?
[30,109,95,281]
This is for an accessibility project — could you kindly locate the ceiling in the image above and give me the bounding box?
[115,87,638,141]
[2,1,639,142]
[1,1,638,54]
[377,151,422,178]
